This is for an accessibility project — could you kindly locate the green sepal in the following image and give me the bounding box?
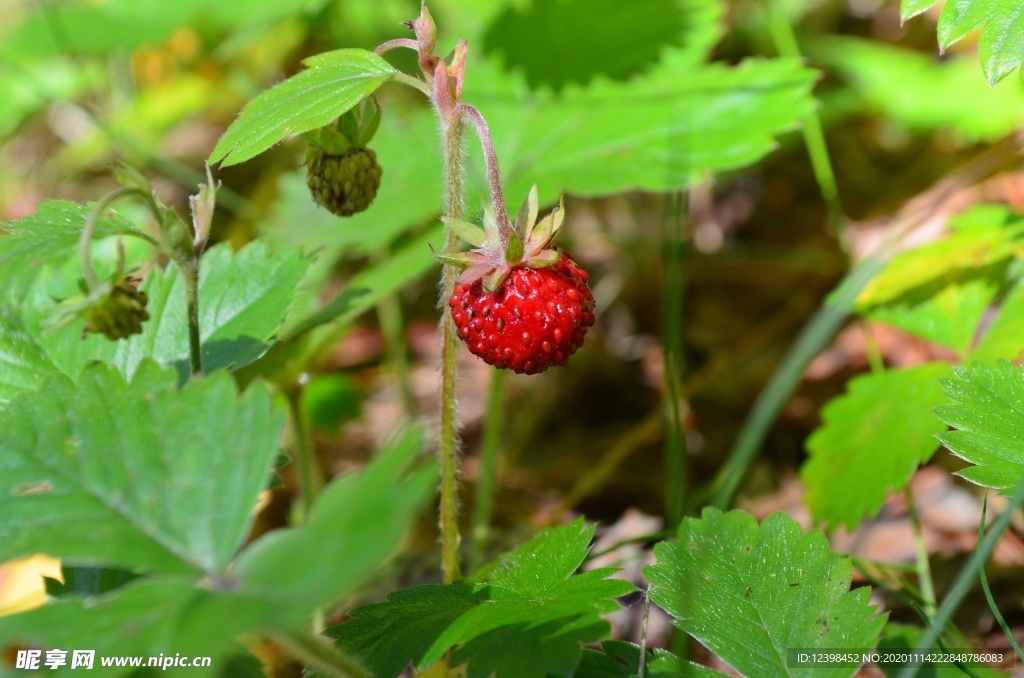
[318,124,354,155]
[441,217,488,248]
[505,230,524,265]
[529,196,564,251]
[429,245,478,268]
[356,98,382,148]
[525,248,561,268]
[517,184,539,238]
[340,109,360,147]
[484,267,510,293]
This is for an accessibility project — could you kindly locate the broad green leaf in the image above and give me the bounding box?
[234,428,435,617]
[0,577,273,678]
[644,509,885,678]
[802,364,950,530]
[210,49,396,167]
[477,57,818,198]
[0,201,144,298]
[813,37,1024,143]
[864,278,997,354]
[24,241,310,379]
[0,361,283,574]
[934,360,1024,490]
[972,283,1024,360]
[575,641,727,678]
[0,306,56,406]
[327,519,635,678]
[856,210,1023,308]
[483,0,723,90]
[901,0,1024,84]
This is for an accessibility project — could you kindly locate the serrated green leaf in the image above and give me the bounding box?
[864,278,997,354]
[327,519,635,678]
[856,214,1023,308]
[934,360,1024,490]
[814,37,1024,143]
[23,241,310,379]
[482,0,724,90]
[973,283,1024,361]
[210,49,396,167]
[802,364,950,530]
[645,509,885,678]
[0,361,282,574]
[234,428,435,617]
[479,57,818,198]
[0,201,143,299]
[903,0,1024,84]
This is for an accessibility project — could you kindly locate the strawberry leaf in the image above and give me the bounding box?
[972,282,1024,361]
[645,509,885,678]
[210,49,396,167]
[327,519,635,678]
[0,361,283,575]
[0,307,55,407]
[801,364,950,530]
[934,360,1024,490]
[901,0,1024,84]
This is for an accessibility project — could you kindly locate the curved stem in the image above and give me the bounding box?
[375,38,418,55]
[455,103,511,245]
[438,113,465,583]
[79,186,154,289]
[905,485,937,620]
[391,71,432,98]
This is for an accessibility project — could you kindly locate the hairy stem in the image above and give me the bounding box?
[79,186,159,289]
[438,113,465,583]
[287,387,322,521]
[455,103,511,244]
[182,258,203,376]
[662,190,687,528]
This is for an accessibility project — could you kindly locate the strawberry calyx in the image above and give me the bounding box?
[434,185,565,292]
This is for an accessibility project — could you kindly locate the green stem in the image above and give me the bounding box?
[897,479,1024,678]
[79,186,161,289]
[469,368,506,573]
[182,258,203,376]
[662,190,687,528]
[765,1,843,228]
[978,497,1024,664]
[269,630,368,678]
[905,485,937,620]
[438,114,465,584]
[286,387,322,522]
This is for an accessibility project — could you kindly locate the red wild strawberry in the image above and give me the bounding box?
[449,251,594,374]
[437,186,595,374]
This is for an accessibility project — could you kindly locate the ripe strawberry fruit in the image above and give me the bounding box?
[438,186,595,374]
[449,251,594,374]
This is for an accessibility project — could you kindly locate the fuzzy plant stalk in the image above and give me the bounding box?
[379,4,595,581]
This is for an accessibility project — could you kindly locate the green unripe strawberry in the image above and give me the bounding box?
[304,99,383,217]
[305,147,382,217]
[84,278,150,340]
